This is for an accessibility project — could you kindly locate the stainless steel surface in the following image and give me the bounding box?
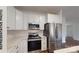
[55,24,62,49]
[49,23,55,51]
[28,33,41,39]
[0,10,2,49]
[44,23,62,52]
[28,23,40,30]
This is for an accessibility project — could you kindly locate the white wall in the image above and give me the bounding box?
[66,22,79,41]
[62,7,79,41]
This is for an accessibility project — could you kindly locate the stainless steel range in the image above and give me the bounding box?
[28,33,41,52]
[28,33,41,39]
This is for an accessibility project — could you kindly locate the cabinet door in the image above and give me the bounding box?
[33,14,40,24]
[28,13,40,24]
[16,9,23,30]
[7,7,16,30]
[24,12,40,30]
[39,14,46,30]
[23,12,29,30]
[17,39,28,53]
[48,14,61,23]
[8,46,17,53]
[41,36,47,51]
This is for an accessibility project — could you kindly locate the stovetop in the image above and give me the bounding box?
[28,33,41,39]
[28,36,41,39]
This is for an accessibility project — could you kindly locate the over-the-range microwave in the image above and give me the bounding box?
[28,23,40,30]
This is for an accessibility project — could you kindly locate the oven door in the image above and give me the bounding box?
[28,40,41,52]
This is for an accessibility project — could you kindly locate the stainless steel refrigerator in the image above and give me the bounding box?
[43,23,62,53]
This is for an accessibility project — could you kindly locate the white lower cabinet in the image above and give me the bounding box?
[8,46,17,53]
[17,39,27,53]
[8,39,28,53]
[41,36,47,51]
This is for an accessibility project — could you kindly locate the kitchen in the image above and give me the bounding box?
[7,6,65,53]
[0,0,79,58]
[7,7,62,52]
[0,6,79,53]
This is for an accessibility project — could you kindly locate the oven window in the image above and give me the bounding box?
[28,40,41,51]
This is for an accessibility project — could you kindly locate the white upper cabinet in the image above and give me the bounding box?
[16,9,23,30]
[7,7,24,30]
[7,7,47,30]
[39,14,46,30]
[27,12,40,24]
[7,7,16,30]
[48,14,62,23]
[23,12,29,30]
[31,13,40,24]
[23,11,46,30]
[23,12,40,30]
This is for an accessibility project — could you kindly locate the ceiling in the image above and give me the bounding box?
[15,6,79,23]
[15,6,62,14]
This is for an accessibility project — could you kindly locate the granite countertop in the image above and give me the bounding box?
[54,45,79,53]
